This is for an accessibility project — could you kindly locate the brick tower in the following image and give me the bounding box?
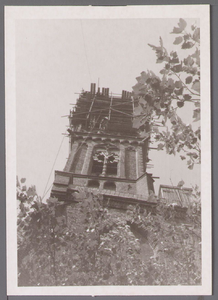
[51,83,156,210]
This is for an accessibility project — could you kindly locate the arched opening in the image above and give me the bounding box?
[87,180,100,188]
[91,152,104,175]
[90,144,119,177]
[104,181,116,190]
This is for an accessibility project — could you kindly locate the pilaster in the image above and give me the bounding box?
[119,144,125,178]
[81,142,94,174]
[63,141,79,172]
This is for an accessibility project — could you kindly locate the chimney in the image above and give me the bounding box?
[90,83,96,94]
[122,90,127,98]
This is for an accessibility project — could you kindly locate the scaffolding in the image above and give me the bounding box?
[69,83,137,136]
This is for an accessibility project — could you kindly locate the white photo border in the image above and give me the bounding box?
[5,4,211,296]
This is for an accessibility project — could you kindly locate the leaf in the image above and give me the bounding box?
[184,56,194,66]
[170,51,178,58]
[185,76,193,84]
[159,36,163,48]
[179,18,187,30]
[16,176,21,187]
[193,108,200,122]
[177,101,184,108]
[188,163,194,170]
[193,28,200,43]
[173,36,183,45]
[21,178,26,184]
[180,155,186,160]
[132,82,147,97]
[156,57,164,64]
[167,78,175,89]
[177,180,185,187]
[132,115,146,129]
[191,80,200,94]
[22,185,27,191]
[157,143,164,151]
[174,87,183,96]
[170,57,180,64]
[171,18,187,34]
[148,43,159,51]
[192,152,198,159]
[171,64,183,73]
[182,41,194,49]
[136,71,150,84]
[191,49,200,66]
[160,69,168,75]
[172,27,183,34]
[195,128,201,140]
[27,186,37,198]
[170,116,177,125]
[183,94,192,101]
[183,34,191,42]
[175,81,183,88]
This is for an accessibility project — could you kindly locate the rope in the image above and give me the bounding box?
[41,182,53,201]
[42,134,66,200]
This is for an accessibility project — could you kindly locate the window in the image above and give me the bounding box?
[91,146,119,177]
[104,181,116,190]
[91,152,104,175]
[106,153,118,175]
[87,180,100,188]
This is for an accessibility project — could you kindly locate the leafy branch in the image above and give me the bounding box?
[132,18,201,168]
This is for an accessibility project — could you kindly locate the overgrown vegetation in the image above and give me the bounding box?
[17,178,201,286]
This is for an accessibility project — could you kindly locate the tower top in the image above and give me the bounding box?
[69,83,137,136]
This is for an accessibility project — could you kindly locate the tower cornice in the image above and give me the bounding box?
[68,130,150,145]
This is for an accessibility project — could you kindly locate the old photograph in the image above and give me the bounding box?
[5,5,211,296]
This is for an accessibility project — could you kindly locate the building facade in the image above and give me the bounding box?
[51,83,156,210]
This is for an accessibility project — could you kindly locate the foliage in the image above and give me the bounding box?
[132,19,200,169]
[17,179,67,286]
[17,180,201,286]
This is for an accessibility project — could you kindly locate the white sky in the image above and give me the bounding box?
[16,18,201,198]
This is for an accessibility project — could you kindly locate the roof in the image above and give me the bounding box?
[158,184,193,208]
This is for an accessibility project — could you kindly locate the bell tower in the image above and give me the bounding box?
[51,83,156,210]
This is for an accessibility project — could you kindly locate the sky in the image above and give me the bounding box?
[15,17,201,198]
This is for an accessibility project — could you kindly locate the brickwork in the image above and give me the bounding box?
[71,143,88,173]
[116,181,136,194]
[71,177,87,187]
[136,174,149,198]
[81,143,94,174]
[119,144,125,177]
[137,146,145,176]
[125,147,137,179]
[63,141,79,172]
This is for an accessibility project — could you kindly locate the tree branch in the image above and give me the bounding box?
[172,71,200,97]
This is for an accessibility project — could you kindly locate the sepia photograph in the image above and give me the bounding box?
[5,5,211,296]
